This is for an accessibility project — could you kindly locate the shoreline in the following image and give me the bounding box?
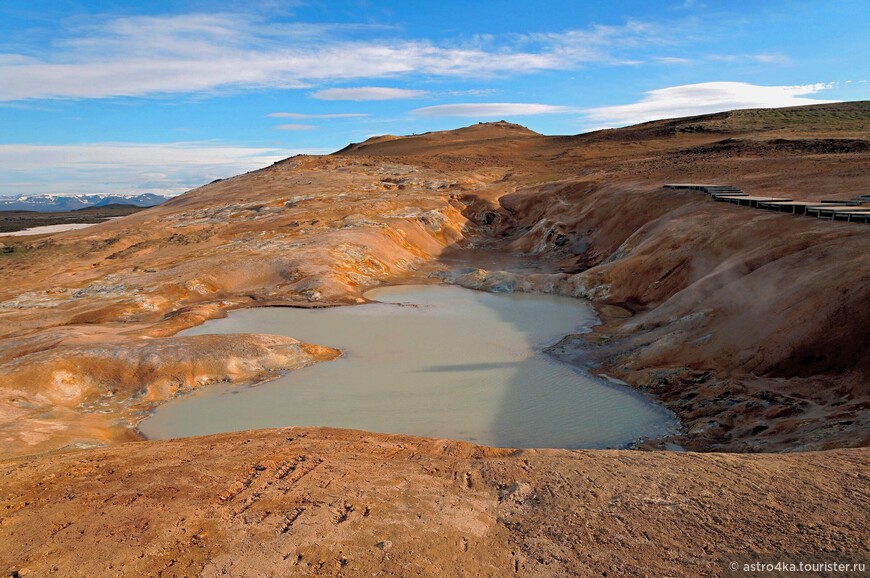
[77,252,857,457]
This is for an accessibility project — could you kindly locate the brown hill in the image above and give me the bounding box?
[336,120,540,155]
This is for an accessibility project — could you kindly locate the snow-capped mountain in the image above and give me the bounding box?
[0,193,170,212]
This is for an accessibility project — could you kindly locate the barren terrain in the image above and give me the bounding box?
[3,428,867,577]
[1,102,868,576]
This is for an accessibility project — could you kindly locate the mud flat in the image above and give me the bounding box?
[140,285,676,448]
[0,222,102,236]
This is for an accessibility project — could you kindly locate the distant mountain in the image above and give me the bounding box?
[0,193,170,212]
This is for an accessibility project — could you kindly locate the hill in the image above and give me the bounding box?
[336,120,540,155]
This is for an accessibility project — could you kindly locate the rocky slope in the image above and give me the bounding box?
[0,103,868,576]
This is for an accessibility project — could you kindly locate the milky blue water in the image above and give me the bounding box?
[139,285,675,448]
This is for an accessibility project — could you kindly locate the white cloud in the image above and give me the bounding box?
[273,123,315,130]
[752,53,791,64]
[412,103,573,117]
[582,81,838,127]
[0,13,677,101]
[0,142,326,195]
[312,87,427,101]
[677,0,706,9]
[266,112,369,118]
[653,56,693,64]
[709,53,791,65]
[446,88,499,97]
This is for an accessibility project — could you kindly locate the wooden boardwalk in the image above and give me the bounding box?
[664,183,869,225]
[715,195,793,208]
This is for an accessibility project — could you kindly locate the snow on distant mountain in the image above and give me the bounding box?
[0,193,170,212]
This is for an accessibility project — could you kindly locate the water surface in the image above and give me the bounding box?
[139,285,675,448]
[0,223,98,236]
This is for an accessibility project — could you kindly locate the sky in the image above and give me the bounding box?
[1,0,868,197]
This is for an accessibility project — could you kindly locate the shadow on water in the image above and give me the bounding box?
[468,288,676,449]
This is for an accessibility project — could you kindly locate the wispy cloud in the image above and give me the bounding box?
[641,52,796,69]
[446,88,499,97]
[0,13,680,101]
[752,53,791,64]
[312,87,427,101]
[273,123,315,130]
[412,103,574,117]
[582,81,837,127]
[676,0,706,9]
[653,56,693,64]
[265,112,370,118]
[0,142,324,195]
[709,53,791,65]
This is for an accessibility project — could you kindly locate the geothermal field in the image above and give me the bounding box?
[1,103,869,576]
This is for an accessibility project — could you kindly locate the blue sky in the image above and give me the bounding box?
[1,0,868,196]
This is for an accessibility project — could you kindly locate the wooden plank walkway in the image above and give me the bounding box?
[715,195,793,208]
[664,183,869,224]
[833,212,870,222]
[808,205,870,218]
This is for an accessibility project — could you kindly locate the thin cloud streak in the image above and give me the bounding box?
[653,56,693,64]
[709,53,791,65]
[582,81,838,127]
[312,87,427,100]
[266,112,370,118]
[273,123,316,130]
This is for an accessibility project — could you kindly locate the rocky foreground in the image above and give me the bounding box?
[1,103,869,576]
[2,428,867,577]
